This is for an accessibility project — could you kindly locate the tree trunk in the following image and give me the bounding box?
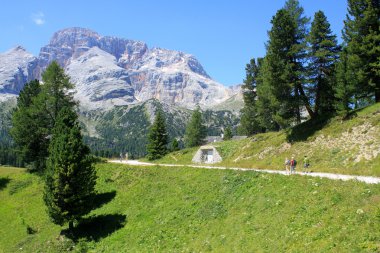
[69,220,74,231]
[297,84,315,119]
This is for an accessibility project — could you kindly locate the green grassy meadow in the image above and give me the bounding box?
[1,163,380,252]
[158,103,380,177]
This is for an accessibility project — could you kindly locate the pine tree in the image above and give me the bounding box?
[146,110,168,160]
[10,80,47,170]
[223,126,233,140]
[335,48,357,116]
[343,0,380,102]
[10,62,76,172]
[239,58,262,135]
[185,107,207,147]
[44,107,96,230]
[307,11,340,116]
[255,57,280,131]
[37,61,76,128]
[170,138,180,152]
[284,0,315,120]
[263,9,299,128]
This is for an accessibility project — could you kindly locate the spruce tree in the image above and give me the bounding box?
[146,110,168,160]
[343,0,380,102]
[223,126,233,140]
[307,11,340,116]
[239,58,262,135]
[10,80,47,171]
[170,138,180,152]
[38,61,76,128]
[10,61,76,172]
[335,48,357,116]
[284,0,315,120]
[185,107,207,147]
[255,57,280,131]
[44,107,96,230]
[263,9,299,128]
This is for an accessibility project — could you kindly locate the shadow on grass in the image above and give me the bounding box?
[64,214,127,242]
[0,177,11,191]
[286,115,332,143]
[92,191,117,210]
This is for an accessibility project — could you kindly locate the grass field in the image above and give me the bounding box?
[157,103,380,177]
[1,163,379,252]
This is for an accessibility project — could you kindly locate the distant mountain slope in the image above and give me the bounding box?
[81,99,240,158]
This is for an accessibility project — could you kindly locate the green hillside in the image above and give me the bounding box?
[159,103,380,177]
[1,164,379,252]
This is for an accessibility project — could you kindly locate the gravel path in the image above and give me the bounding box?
[110,160,380,184]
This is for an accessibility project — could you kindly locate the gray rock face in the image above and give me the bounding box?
[66,47,136,110]
[0,46,38,94]
[38,27,147,74]
[0,27,241,111]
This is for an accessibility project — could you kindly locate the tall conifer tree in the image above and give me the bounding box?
[146,110,168,160]
[10,61,76,172]
[44,107,96,230]
[185,107,206,147]
[335,48,357,116]
[343,0,380,102]
[263,9,299,128]
[10,80,46,170]
[284,0,314,120]
[307,11,340,116]
[239,58,262,135]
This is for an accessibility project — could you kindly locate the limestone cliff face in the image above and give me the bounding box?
[0,46,38,94]
[0,27,240,111]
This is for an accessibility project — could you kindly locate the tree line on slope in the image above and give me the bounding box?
[239,0,379,136]
[146,106,208,160]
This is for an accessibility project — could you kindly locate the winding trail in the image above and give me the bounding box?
[109,160,380,184]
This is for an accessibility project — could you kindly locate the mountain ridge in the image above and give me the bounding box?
[0,27,242,111]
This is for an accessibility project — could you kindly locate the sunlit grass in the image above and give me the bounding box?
[1,163,379,252]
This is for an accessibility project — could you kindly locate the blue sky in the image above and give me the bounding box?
[1,0,347,86]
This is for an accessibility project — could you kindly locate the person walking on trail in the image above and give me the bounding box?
[125,152,128,161]
[290,157,297,174]
[120,152,123,162]
[303,155,310,173]
[285,157,290,174]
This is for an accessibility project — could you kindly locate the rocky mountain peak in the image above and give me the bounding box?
[49,27,101,48]
[1,27,242,111]
[11,45,28,53]
[0,46,37,94]
[133,47,210,78]
[38,27,148,73]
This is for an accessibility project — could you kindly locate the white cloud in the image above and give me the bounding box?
[31,12,45,25]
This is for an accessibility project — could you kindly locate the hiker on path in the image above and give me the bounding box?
[125,152,128,161]
[290,157,297,174]
[120,152,123,162]
[285,157,290,174]
[303,155,310,173]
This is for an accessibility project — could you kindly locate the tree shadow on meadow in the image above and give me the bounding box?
[61,190,126,242]
[0,177,11,191]
[64,214,127,242]
[92,190,117,210]
[286,115,332,143]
